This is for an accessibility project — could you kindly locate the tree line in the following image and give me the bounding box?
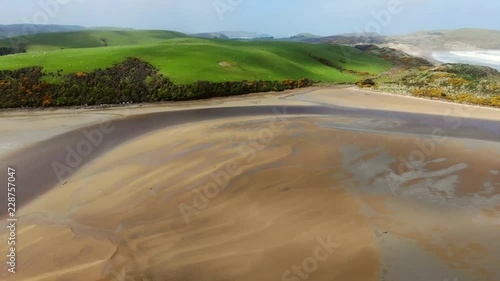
[0,47,27,56]
[0,57,313,108]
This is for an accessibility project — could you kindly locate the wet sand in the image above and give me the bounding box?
[0,86,499,281]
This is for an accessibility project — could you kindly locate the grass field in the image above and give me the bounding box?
[0,30,190,51]
[0,30,392,84]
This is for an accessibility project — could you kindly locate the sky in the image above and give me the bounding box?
[2,0,500,37]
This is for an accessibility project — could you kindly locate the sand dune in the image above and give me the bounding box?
[0,87,499,281]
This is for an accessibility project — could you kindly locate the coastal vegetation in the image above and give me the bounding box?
[0,31,391,84]
[346,45,499,108]
[0,47,26,56]
[0,30,393,108]
[1,30,499,108]
[373,63,500,107]
[0,58,313,108]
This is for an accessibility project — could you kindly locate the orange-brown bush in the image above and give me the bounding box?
[412,88,444,98]
[0,58,315,108]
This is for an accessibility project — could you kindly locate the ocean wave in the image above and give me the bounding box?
[432,50,500,70]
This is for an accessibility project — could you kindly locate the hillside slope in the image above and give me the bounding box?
[0,30,190,51]
[398,28,500,50]
[294,28,500,61]
[0,24,86,39]
[0,31,392,84]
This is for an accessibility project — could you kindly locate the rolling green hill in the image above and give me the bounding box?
[0,30,190,51]
[0,30,392,84]
[191,32,230,39]
[0,24,86,39]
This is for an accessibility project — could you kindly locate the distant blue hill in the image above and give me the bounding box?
[0,24,134,39]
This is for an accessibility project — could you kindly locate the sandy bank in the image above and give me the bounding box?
[1,115,498,280]
[0,86,499,280]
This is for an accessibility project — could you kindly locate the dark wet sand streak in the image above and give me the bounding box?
[1,104,499,217]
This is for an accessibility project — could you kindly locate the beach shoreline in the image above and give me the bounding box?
[1,86,499,158]
[0,86,499,281]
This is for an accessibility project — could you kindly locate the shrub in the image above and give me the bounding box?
[447,78,470,87]
[357,78,376,88]
[412,88,443,98]
[0,47,27,56]
[0,58,314,108]
[491,96,500,107]
[443,64,499,80]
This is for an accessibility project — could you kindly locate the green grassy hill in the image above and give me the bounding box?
[0,24,86,39]
[0,30,190,51]
[191,32,230,39]
[0,30,392,84]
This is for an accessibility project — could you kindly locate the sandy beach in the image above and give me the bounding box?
[0,86,499,281]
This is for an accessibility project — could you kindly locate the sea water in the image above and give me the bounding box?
[432,50,500,70]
